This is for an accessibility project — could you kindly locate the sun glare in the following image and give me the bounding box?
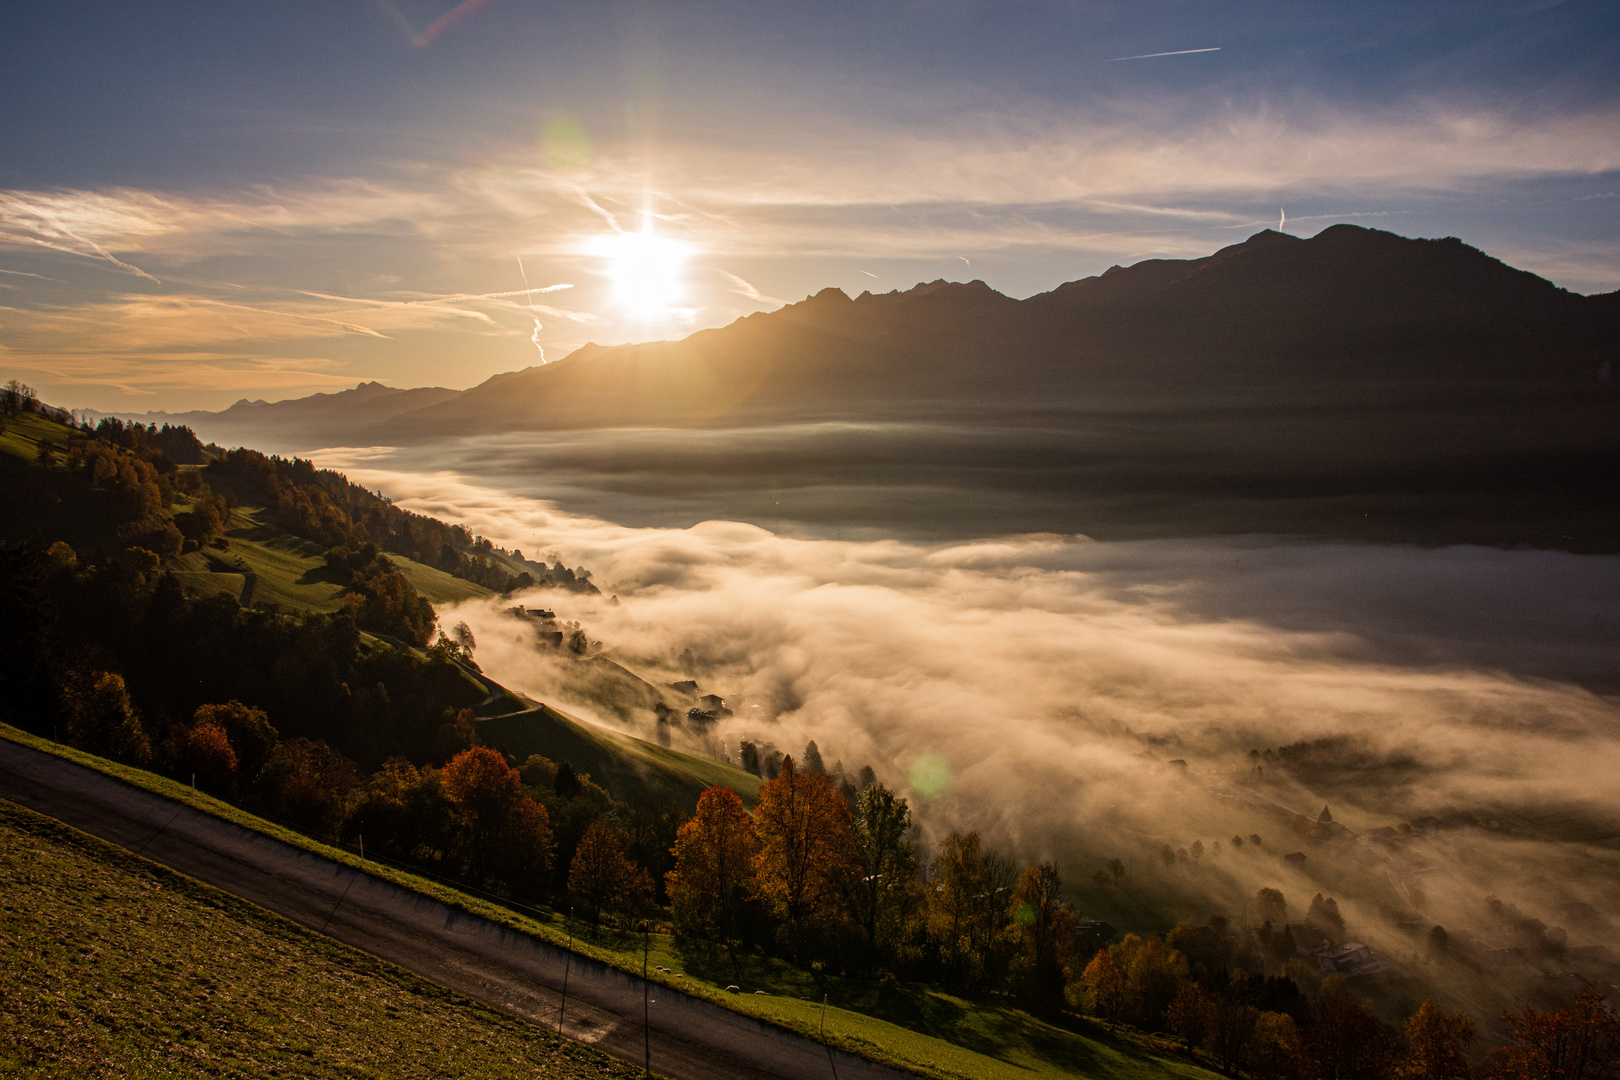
[591,227,691,317]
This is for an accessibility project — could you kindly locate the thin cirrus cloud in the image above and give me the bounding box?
[2,98,1618,409]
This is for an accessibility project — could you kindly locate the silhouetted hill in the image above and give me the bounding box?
[373,225,1613,440]
[102,381,460,452]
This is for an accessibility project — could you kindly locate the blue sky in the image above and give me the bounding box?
[2,0,1617,410]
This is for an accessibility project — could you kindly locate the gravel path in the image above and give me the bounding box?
[0,737,919,1080]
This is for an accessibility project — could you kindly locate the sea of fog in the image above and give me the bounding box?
[313,442,1620,960]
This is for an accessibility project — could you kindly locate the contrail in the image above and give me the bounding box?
[295,285,571,307]
[1105,46,1220,62]
[374,0,494,48]
[517,255,546,363]
[860,270,878,278]
[719,269,785,306]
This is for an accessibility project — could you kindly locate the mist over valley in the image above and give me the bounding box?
[317,450,1620,1018]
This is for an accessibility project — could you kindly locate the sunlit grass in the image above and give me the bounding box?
[0,798,656,1080]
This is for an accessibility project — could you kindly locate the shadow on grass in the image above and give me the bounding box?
[666,937,1201,1080]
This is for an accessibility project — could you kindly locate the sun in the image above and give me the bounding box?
[590,226,691,317]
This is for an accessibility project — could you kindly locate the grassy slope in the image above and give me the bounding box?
[0,722,1214,1080]
[195,505,492,613]
[479,702,764,810]
[0,412,126,550]
[0,799,656,1080]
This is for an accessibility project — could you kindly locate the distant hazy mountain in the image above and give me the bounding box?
[102,381,460,452]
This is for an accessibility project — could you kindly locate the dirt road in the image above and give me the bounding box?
[0,737,917,1080]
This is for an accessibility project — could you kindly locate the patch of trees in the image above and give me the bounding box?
[88,417,208,465]
[327,543,438,646]
[660,756,1076,1013]
[206,447,596,595]
[0,541,482,775]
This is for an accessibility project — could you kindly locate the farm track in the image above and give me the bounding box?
[0,737,916,1080]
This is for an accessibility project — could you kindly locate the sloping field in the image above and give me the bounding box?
[0,799,650,1080]
[0,723,1220,1080]
[478,703,764,809]
[198,508,491,613]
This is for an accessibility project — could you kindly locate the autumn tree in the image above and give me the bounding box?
[569,818,651,925]
[1081,947,1126,1019]
[1251,1011,1311,1080]
[1396,999,1474,1080]
[752,755,858,954]
[171,719,238,791]
[255,738,361,837]
[349,758,459,862]
[1492,987,1619,1080]
[1007,860,1074,1013]
[929,830,1014,983]
[1109,933,1190,1030]
[845,782,918,960]
[1310,976,1393,1080]
[62,670,151,765]
[192,700,278,781]
[668,785,757,940]
[1168,980,1215,1049]
[441,746,554,889]
[619,798,684,902]
[1208,995,1264,1074]
[344,566,437,647]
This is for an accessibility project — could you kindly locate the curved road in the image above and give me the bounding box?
[0,737,917,1080]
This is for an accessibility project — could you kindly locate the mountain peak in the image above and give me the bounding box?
[856,278,1005,306]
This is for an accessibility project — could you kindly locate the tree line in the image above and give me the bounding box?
[206,446,596,595]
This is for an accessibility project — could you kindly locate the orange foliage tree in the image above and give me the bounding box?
[667,785,757,940]
[1081,947,1126,1019]
[1492,988,1619,1080]
[192,700,278,781]
[172,720,238,791]
[1396,998,1474,1080]
[442,746,553,889]
[751,756,858,953]
[569,818,652,925]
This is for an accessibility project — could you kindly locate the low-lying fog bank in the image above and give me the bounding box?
[321,450,1620,991]
[318,423,1620,551]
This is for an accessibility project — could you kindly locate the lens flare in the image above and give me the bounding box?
[907,753,951,801]
[589,226,691,317]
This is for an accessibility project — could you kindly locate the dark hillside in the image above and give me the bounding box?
[380,225,1615,438]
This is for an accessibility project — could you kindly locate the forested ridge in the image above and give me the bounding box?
[2,383,1616,1080]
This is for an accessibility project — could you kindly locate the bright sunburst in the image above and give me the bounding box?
[590,226,691,318]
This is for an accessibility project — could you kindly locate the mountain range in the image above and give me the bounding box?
[108,225,1620,547]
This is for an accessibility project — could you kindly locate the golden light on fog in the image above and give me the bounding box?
[590,225,691,317]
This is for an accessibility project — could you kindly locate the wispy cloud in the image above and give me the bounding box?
[1104,47,1221,62]
[717,269,784,305]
